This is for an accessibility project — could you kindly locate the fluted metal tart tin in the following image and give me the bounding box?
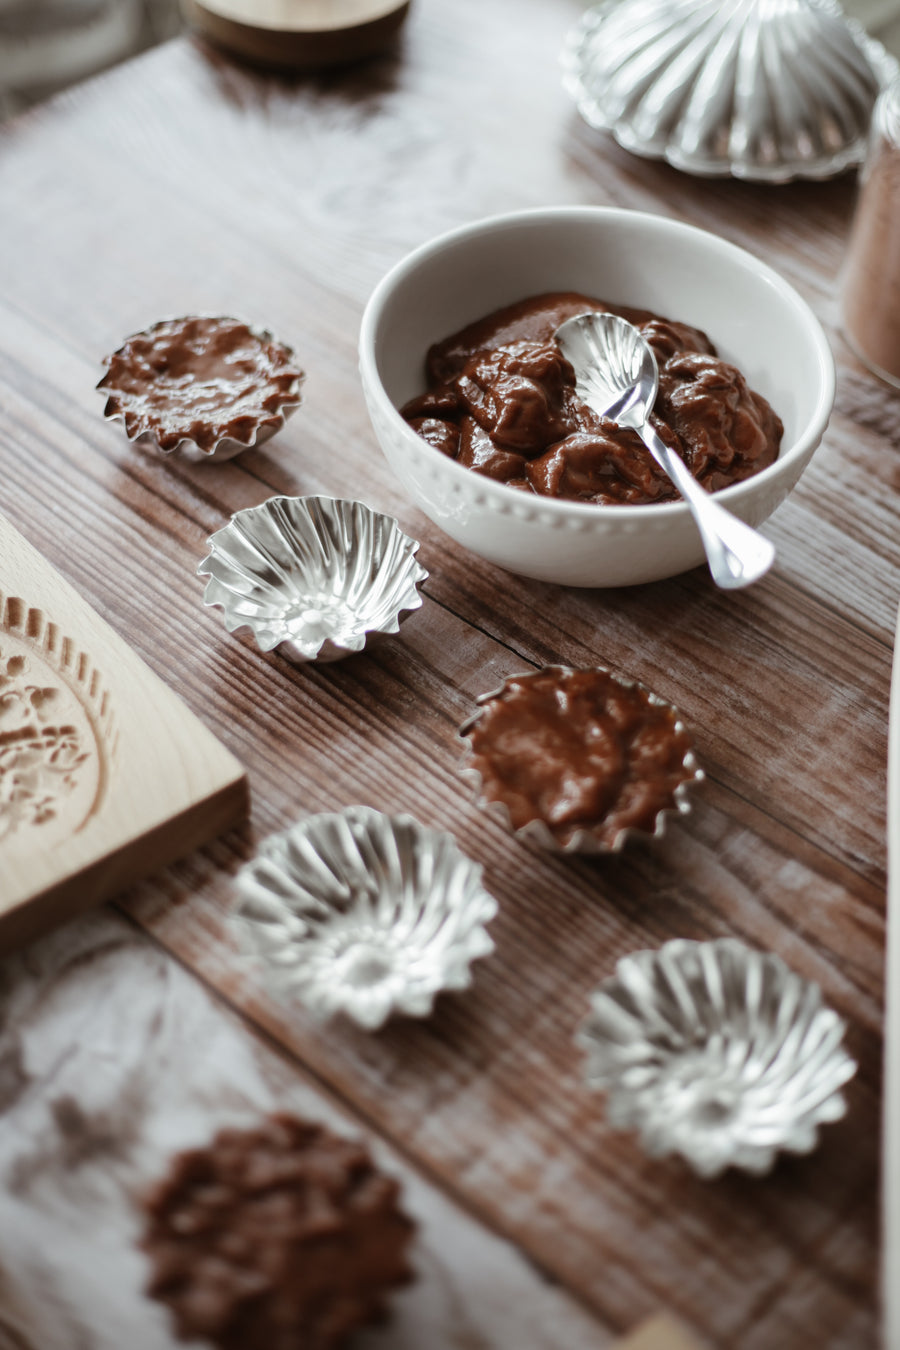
[578,937,856,1177]
[458,666,703,855]
[562,0,899,183]
[97,316,304,461]
[232,806,498,1029]
[198,495,428,663]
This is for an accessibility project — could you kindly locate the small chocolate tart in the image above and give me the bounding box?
[141,1113,415,1350]
[97,316,304,461]
[460,665,702,853]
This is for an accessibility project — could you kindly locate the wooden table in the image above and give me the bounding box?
[0,3,893,1346]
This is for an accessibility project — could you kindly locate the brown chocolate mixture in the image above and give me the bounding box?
[464,667,697,849]
[141,1114,415,1350]
[98,316,303,452]
[402,292,782,505]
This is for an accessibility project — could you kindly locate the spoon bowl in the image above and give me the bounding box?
[555,311,776,589]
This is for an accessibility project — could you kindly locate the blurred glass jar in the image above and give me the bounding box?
[0,0,143,114]
[841,76,900,388]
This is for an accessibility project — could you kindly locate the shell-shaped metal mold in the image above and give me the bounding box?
[578,938,856,1176]
[232,806,498,1029]
[562,0,899,183]
[199,495,428,663]
[458,666,703,856]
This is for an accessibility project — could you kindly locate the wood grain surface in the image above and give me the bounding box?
[0,1,894,1345]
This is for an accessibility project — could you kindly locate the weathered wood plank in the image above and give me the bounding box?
[0,2,893,1344]
[116,598,883,1342]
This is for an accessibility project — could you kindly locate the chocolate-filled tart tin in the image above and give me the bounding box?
[578,938,856,1177]
[97,316,304,461]
[459,665,703,855]
[199,495,427,663]
[232,806,497,1029]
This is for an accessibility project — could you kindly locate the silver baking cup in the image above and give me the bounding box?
[198,495,428,663]
[458,666,703,855]
[562,0,899,183]
[578,938,856,1177]
[231,806,498,1030]
[97,317,304,462]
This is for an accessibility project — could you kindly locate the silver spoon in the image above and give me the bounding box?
[555,312,776,590]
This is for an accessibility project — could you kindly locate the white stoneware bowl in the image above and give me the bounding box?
[358,206,835,587]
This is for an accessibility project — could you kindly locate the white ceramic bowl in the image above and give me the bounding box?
[358,207,835,587]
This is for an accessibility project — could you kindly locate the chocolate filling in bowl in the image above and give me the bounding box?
[401,291,782,505]
[460,666,702,852]
[98,316,304,459]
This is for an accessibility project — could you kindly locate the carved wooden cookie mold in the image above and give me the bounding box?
[0,594,116,851]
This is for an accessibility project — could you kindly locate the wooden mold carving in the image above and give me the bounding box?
[0,516,248,953]
[0,597,116,849]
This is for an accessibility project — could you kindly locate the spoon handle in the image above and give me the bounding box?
[638,420,775,589]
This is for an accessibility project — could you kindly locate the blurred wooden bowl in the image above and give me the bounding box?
[182,0,411,70]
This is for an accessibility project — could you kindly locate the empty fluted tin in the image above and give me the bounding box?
[232,806,497,1029]
[459,666,703,855]
[97,316,304,461]
[562,0,898,183]
[578,938,856,1177]
[198,495,427,662]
